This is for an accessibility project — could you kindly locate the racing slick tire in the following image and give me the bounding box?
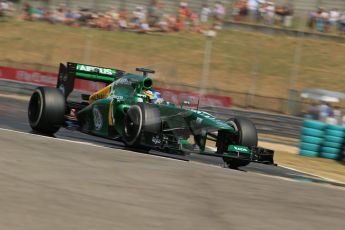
[223,117,258,169]
[123,103,160,147]
[28,86,65,135]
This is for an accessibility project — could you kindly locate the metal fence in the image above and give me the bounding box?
[0,59,335,116]
[201,105,303,139]
[21,0,345,16]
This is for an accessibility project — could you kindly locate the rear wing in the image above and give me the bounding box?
[57,62,125,98]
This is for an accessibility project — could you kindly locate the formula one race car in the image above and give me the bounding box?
[28,62,274,168]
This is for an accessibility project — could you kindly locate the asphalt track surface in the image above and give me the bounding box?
[1,94,345,229]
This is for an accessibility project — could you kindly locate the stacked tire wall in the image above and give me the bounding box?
[299,120,325,157]
[299,119,345,160]
[320,125,345,160]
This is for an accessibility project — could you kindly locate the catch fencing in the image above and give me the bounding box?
[23,0,345,16]
[201,105,303,139]
[0,60,313,115]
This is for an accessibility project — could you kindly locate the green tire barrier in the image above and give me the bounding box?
[322,141,342,149]
[321,146,341,155]
[300,136,323,145]
[303,119,327,130]
[325,129,345,138]
[299,119,345,160]
[320,152,339,160]
[300,142,320,152]
[301,127,324,138]
[324,135,344,143]
[299,149,319,157]
[326,124,345,132]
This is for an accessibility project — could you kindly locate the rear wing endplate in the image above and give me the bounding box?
[57,62,125,98]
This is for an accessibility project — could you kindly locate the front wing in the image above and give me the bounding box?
[196,146,275,165]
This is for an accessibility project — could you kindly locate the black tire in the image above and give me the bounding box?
[223,117,258,169]
[28,87,65,135]
[123,103,160,147]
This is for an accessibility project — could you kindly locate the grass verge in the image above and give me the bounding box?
[1,20,345,101]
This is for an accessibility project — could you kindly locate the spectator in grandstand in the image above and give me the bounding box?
[247,0,259,21]
[274,4,285,25]
[64,9,77,26]
[313,7,330,32]
[264,1,275,25]
[106,6,119,23]
[176,2,191,31]
[189,12,201,32]
[233,0,248,22]
[130,6,146,29]
[118,9,128,29]
[257,1,268,23]
[200,4,211,24]
[333,106,342,125]
[147,0,163,28]
[77,9,93,26]
[0,0,14,17]
[213,1,226,29]
[283,3,294,27]
[325,113,338,125]
[319,101,332,122]
[340,12,345,35]
[95,13,113,30]
[165,14,177,32]
[306,103,319,120]
[329,8,340,29]
[50,6,66,24]
[307,10,317,30]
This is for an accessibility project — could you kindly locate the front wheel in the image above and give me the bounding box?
[123,103,161,148]
[223,117,258,169]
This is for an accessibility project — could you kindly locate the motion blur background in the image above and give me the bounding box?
[0,0,344,115]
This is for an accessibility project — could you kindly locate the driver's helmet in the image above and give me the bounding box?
[143,89,163,104]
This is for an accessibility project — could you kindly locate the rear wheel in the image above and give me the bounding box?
[223,117,258,169]
[28,87,65,135]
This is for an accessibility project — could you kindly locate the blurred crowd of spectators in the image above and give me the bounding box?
[0,0,15,17]
[17,0,227,33]
[231,0,294,27]
[3,0,345,36]
[306,102,345,126]
[307,7,345,34]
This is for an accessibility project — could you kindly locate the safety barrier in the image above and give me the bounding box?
[299,119,345,160]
